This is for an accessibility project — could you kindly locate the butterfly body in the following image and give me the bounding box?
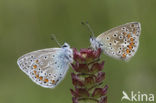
[17,43,73,88]
[90,22,141,61]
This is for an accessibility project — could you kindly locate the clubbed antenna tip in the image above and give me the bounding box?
[81,21,95,37]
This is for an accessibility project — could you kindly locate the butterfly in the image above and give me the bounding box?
[17,43,73,88]
[89,22,141,61]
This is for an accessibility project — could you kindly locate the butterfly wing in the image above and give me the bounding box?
[96,22,141,61]
[17,48,70,88]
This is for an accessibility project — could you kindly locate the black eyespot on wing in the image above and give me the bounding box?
[44,56,47,59]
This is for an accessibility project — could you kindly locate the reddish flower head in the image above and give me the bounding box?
[71,48,108,103]
[92,85,108,97]
[73,48,101,63]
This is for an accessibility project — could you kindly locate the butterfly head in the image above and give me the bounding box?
[62,42,70,48]
[62,42,73,63]
[90,36,101,50]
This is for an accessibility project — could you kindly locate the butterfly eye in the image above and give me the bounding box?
[92,38,94,41]
[90,36,94,41]
[62,45,67,48]
[99,43,103,47]
[62,43,70,48]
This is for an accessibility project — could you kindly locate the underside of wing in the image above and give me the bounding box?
[96,22,141,61]
[17,48,69,88]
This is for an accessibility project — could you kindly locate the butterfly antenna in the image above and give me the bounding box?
[51,34,61,47]
[81,21,95,37]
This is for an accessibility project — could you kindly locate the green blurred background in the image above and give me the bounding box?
[0,0,156,103]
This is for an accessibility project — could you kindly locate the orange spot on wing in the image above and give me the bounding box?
[122,53,126,58]
[34,70,37,74]
[126,49,130,54]
[130,38,134,41]
[128,45,132,50]
[130,42,134,46]
[33,65,37,69]
[133,28,136,34]
[52,80,56,84]
[44,79,49,83]
[39,76,43,80]
[36,74,39,78]
[123,32,127,35]
[127,34,131,38]
[35,60,39,63]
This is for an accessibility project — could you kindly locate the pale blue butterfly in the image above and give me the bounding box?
[17,35,73,88]
[82,22,141,61]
